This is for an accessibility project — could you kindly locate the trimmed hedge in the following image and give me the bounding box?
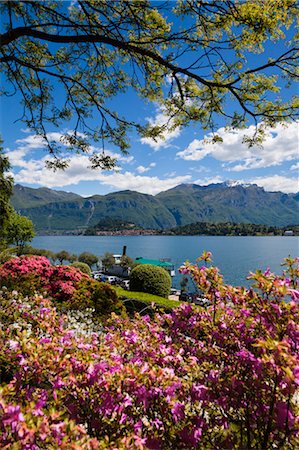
[70,261,91,275]
[129,264,171,298]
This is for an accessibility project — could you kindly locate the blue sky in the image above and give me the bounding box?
[1,4,298,197]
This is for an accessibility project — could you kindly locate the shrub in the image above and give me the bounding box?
[0,255,87,300]
[0,255,53,294]
[65,278,126,321]
[0,255,126,322]
[71,261,92,275]
[91,282,126,320]
[0,255,298,449]
[130,264,171,298]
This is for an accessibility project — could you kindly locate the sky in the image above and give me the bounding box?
[1,3,298,197]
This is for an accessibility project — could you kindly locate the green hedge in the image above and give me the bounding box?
[129,264,171,298]
[70,261,91,275]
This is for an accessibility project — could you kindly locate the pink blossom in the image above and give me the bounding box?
[288,289,299,301]
[171,402,185,422]
[1,405,24,432]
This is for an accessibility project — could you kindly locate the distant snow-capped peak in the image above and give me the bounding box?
[222,180,253,188]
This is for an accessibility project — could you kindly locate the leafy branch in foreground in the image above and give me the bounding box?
[0,0,298,168]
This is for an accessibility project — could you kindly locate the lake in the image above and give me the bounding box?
[32,235,298,289]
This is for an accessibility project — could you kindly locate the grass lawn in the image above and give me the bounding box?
[112,286,184,310]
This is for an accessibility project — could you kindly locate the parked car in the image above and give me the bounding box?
[179,292,193,302]
[91,271,104,280]
[192,296,211,306]
[120,279,130,290]
[104,275,118,284]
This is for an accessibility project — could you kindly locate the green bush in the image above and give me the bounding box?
[71,261,91,276]
[129,264,171,298]
[91,282,126,321]
[62,278,126,322]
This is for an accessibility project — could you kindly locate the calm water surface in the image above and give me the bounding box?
[32,235,298,288]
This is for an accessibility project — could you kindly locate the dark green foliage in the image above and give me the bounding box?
[78,252,98,268]
[130,264,171,298]
[166,221,295,236]
[6,211,35,255]
[55,250,75,264]
[71,262,91,276]
[21,246,56,261]
[101,252,115,270]
[67,278,126,322]
[91,282,126,320]
[85,217,140,234]
[0,139,13,245]
[120,255,135,271]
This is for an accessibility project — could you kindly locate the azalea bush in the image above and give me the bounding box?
[0,254,298,449]
[0,255,126,320]
[0,255,85,300]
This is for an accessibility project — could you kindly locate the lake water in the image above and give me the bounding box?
[32,235,298,289]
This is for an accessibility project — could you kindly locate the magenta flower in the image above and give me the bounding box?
[1,405,24,432]
[288,288,299,301]
[171,402,185,422]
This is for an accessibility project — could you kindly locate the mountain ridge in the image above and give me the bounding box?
[11,183,299,233]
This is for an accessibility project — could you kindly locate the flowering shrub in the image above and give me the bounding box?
[0,255,88,301]
[0,256,126,320]
[0,255,53,294]
[0,255,298,449]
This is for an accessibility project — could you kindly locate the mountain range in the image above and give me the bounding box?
[11,182,299,233]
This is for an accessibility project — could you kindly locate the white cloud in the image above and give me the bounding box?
[140,107,181,150]
[136,162,156,173]
[193,175,224,186]
[290,162,299,171]
[177,122,299,170]
[91,172,192,195]
[7,130,134,169]
[164,171,177,177]
[14,155,191,195]
[136,165,149,173]
[8,136,191,195]
[250,175,299,194]
[189,165,210,173]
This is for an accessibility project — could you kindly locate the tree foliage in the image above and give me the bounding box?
[55,250,75,265]
[165,221,297,236]
[101,252,115,270]
[0,0,298,168]
[5,211,35,255]
[0,139,13,244]
[78,251,98,268]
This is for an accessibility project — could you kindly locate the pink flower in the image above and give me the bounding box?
[288,289,299,301]
[179,267,190,275]
[276,401,295,428]
[171,402,185,422]
[1,405,24,432]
